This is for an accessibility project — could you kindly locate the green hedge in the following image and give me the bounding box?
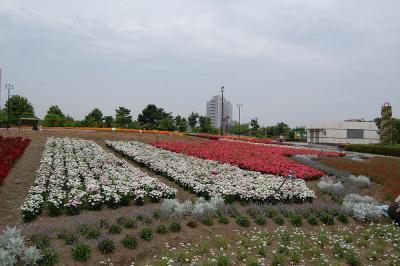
[345,144,400,157]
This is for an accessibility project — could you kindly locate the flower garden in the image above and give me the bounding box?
[0,130,398,266]
[150,140,344,179]
[0,136,30,183]
[20,137,175,222]
[106,141,316,202]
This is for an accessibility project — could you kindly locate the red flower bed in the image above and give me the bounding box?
[0,136,31,184]
[150,140,344,179]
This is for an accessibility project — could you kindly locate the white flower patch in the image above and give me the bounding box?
[106,141,316,202]
[20,137,176,221]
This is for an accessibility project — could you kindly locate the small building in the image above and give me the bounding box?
[306,120,379,145]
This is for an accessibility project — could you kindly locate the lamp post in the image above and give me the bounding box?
[220,86,224,136]
[4,83,13,130]
[237,103,243,138]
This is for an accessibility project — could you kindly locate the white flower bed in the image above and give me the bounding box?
[106,141,316,202]
[20,137,176,221]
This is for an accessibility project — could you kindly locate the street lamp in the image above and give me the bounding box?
[220,86,224,136]
[237,103,243,138]
[4,84,14,130]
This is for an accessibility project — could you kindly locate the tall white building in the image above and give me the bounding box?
[206,95,233,129]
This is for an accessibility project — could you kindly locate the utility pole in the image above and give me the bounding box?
[220,86,224,136]
[237,103,243,138]
[5,83,14,130]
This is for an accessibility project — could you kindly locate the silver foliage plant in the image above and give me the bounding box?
[317,177,344,196]
[0,227,41,266]
[346,175,371,188]
[160,196,225,219]
[342,194,382,222]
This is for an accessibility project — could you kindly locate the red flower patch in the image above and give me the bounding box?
[0,136,30,184]
[150,140,344,179]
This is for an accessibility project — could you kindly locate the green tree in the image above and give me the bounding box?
[4,95,35,124]
[137,104,172,130]
[64,115,78,127]
[188,112,199,131]
[175,115,188,132]
[250,118,260,134]
[198,116,212,133]
[84,108,103,127]
[103,116,114,128]
[43,105,66,127]
[115,107,132,128]
[158,115,176,131]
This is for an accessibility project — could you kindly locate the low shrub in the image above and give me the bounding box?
[116,216,127,226]
[97,219,109,228]
[318,177,344,196]
[77,224,89,235]
[265,207,277,218]
[108,224,122,235]
[342,194,381,221]
[255,216,266,226]
[273,215,284,226]
[139,228,153,241]
[246,207,261,219]
[227,206,240,218]
[86,228,100,239]
[319,211,335,225]
[218,216,229,225]
[64,233,79,245]
[337,212,349,224]
[98,239,115,254]
[30,233,50,250]
[236,215,250,227]
[187,220,198,228]
[71,243,91,262]
[289,214,303,227]
[201,216,214,226]
[156,224,168,234]
[307,215,319,226]
[122,234,138,249]
[169,221,182,232]
[124,218,136,229]
[345,144,400,157]
[38,248,58,266]
[347,175,371,188]
[216,255,231,266]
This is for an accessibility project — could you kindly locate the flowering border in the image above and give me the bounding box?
[20,137,176,222]
[106,141,316,203]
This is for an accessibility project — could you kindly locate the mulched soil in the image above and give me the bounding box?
[0,129,391,265]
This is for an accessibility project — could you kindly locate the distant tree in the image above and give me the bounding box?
[4,95,35,124]
[374,117,382,129]
[198,116,212,133]
[158,115,176,131]
[64,115,77,127]
[84,108,103,127]
[138,104,171,130]
[115,107,132,128]
[175,115,188,132]
[250,118,260,134]
[130,120,141,129]
[103,116,114,128]
[275,122,290,136]
[43,105,65,127]
[188,112,199,131]
[230,122,250,136]
[0,109,7,123]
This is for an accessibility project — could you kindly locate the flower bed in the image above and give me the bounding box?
[20,137,176,222]
[191,133,276,144]
[150,141,344,179]
[0,136,31,183]
[106,141,316,203]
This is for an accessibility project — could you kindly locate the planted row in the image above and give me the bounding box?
[106,141,316,203]
[20,137,176,222]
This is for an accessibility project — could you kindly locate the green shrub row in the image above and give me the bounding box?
[345,144,400,157]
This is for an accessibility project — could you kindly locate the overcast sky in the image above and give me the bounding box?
[0,0,399,126]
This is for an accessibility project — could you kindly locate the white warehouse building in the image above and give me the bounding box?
[306,120,380,145]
